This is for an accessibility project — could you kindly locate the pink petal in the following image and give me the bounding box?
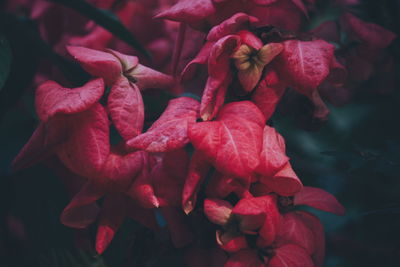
[231,196,270,231]
[96,195,126,254]
[224,249,266,267]
[190,101,264,179]
[251,71,286,121]
[269,244,314,267]
[294,186,345,215]
[35,78,104,122]
[182,151,211,214]
[256,126,289,177]
[200,35,240,121]
[57,103,110,178]
[60,182,104,229]
[216,230,248,253]
[108,76,144,140]
[181,41,213,81]
[127,152,159,208]
[126,64,175,90]
[126,97,199,152]
[296,211,325,267]
[155,0,216,30]
[67,46,122,86]
[274,39,335,96]
[207,13,259,42]
[206,172,248,199]
[204,198,233,226]
[341,12,397,49]
[276,212,315,255]
[261,162,303,196]
[107,49,139,71]
[257,195,280,246]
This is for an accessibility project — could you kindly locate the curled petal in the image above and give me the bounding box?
[35,78,104,122]
[261,162,303,196]
[257,195,280,247]
[232,196,270,231]
[108,76,144,140]
[216,231,248,253]
[67,46,122,86]
[127,97,199,152]
[127,64,175,90]
[181,41,213,81]
[294,186,345,215]
[204,198,233,226]
[269,244,314,267]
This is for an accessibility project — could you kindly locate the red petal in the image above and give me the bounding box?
[107,49,139,71]
[274,39,335,96]
[204,198,233,226]
[294,186,345,215]
[57,103,110,178]
[60,182,104,229]
[155,0,215,30]
[224,249,266,267]
[231,196,270,231]
[96,195,126,254]
[296,211,325,267]
[152,149,189,207]
[256,126,289,177]
[181,41,213,81]
[341,12,396,49]
[190,101,264,179]
[127,152,159,208]
[269,244,314,267]
[200,35,240,121]
[216,230,248,253]
[206,172,248,199]
[276,212,315,255]
[108,76,144,140]
[261,162,303,196]
[126,97,199,152]
[182,151,211,214]
[257,195,280,247]
[67,46,122,86]
[126,64,175,90]
[251,74,286,121]
[35,78,104,122]
[207,13,259,42]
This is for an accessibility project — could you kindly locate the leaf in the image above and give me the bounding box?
[35,78,105,122]
[189,101,264,179]
[0,35,12,90]
[126,97,199,152]
[269,244,314,267]
[294,186,346,215]
[273,39,335,96]
[108,76,144,140]
[50,0,150,58]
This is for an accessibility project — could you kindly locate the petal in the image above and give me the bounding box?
[261,162,303,196]
[256,126,289,177]
[126,97,199,152]
[57,103,110,178]
[216,230,248,253]
[60,182,104,229]
[190,101,264,179]
[182,151,211,214]
[207,13,259,42]
[181,41,213,81]
[276,212,315,255]
[67,46,122,86]
[108,76,144,140]
[273,39,335,96]
[232,196,270,231]
[206,172,248,199]
[35,78,104,122]
[127,152,159,208]
[294,186,345,215]
[200,35,240,121]
[251,71,286,121]
[257,195,280,247]
[96,195,126,254]
[269,244,314,267]
[204,198,233,226]
[127,64,175,90]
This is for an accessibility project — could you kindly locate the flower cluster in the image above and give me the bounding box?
[11,0,396,266]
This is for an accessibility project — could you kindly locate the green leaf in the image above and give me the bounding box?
[48,0,150,59]
[0,35,12,90]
